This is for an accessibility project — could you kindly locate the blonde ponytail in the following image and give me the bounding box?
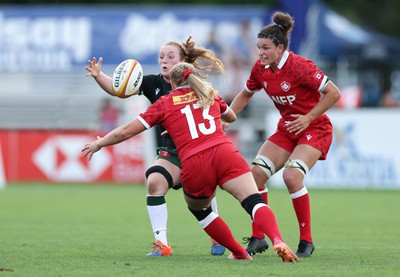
[170,62,218,109]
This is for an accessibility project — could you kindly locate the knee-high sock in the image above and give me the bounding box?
[291,187,312,242]
[251,188,268,238]
[210,196,219,215]
[210,197,220,243]
[147,195,168,244]
[252,204,283,245]
[200,212,246,256]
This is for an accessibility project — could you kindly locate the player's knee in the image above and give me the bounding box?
[188,206,212,221]
[283,159,309,186]
[282,171,300,187]
[284,159,309,175]
[241,193,266,217]
[145,165,173,192]
[146,181,168,195]
[251,167,269,189]
[252,155,275,180]
[146,179,168,195]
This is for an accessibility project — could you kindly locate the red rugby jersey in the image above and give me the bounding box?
[246,51,329,121]
[138,86,231,162]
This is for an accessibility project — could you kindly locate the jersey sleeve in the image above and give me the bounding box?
[137,98,165,129]
[299,60,329,92]
[216,96,229,115]
[245,62,263,93]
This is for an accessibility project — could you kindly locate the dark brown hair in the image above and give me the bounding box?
[257,11,294,50]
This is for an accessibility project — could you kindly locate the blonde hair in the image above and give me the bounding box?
[164,36,225,78]
[170,62,218,109]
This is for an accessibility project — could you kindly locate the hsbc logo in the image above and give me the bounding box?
[281,81,291,92]
[33,135,111,182]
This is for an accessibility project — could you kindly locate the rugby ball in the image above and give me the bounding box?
[112,59,143,98]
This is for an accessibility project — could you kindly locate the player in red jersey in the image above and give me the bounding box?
[225,11,341,258]
[82,62,298,262]
[85,37,226,256]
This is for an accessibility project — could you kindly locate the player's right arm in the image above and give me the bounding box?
[221,88,253,131]
[218,97,236,123]
[221,108,236,123]
[82,118,147,160]
[85,57,116,96]
[229,88,254,115]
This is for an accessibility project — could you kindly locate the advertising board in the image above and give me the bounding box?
[266,109,400,188]
[0,130,146,183]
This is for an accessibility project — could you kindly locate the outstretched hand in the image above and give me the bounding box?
[85,57,103,78]
[82,136,102,161]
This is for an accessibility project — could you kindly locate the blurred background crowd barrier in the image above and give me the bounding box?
[0,0,399,188]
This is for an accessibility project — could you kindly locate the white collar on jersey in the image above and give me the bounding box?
[264,50,289,69]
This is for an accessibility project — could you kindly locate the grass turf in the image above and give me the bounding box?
[0,184,399,276]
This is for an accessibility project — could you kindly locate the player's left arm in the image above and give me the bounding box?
[288,80,341,135]
[308,80,341,121]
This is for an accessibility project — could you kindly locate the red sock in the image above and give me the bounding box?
[292,193,312,242]
[204,216,246,256]
[253,205,283,245]
[251,188,268,238]
[260,188,268,205]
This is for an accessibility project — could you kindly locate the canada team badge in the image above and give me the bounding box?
[281,81,291,92]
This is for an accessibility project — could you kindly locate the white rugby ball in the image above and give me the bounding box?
[112,59,143,98]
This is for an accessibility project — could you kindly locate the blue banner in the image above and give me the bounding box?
[0,5,270,72]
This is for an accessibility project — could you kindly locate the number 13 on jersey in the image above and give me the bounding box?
[181,103,216,139]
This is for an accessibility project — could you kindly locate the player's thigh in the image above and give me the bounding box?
[289,144,322,170]
[257,140,291,170]
[221,172,259,203]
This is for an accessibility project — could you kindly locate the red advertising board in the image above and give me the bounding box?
[0,130,145,184]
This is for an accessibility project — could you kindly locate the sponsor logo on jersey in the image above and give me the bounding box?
[172,91,198,105]
[270,95,296,105]
[281,81,291,92]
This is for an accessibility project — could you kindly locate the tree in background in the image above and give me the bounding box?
[322,0,400,38]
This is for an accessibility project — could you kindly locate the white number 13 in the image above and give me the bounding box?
[181,103,216,139]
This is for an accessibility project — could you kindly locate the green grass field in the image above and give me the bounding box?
[1,184,399,277]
